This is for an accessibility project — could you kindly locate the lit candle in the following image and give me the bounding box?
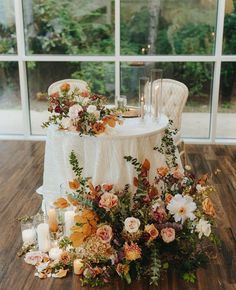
[64,210,75,237]
[22,228,36,245]
[141,95,145,120]
[49,247,63,260]
[48,208,58,233]
[36,223,51,252]
[73,259,84,275]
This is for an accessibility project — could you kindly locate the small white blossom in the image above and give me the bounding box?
[87,105,97,113]
[195,219,211,238]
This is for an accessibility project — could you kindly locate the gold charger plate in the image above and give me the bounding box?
[122,107,140,118]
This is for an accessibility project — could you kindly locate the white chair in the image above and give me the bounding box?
[48,79,89,95]
[152,78,189,164]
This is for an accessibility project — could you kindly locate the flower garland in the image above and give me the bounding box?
[42,82,121,136]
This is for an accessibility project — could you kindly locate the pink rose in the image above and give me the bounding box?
[99,192,118,210]
[68,104,83,119]
[96,225,113,243]
[24,251,48,265]
[161,228,175,243]
[173,169,184,179]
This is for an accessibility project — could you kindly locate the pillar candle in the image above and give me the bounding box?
[48,208,58,233]
[64,210,75,237]
[36,223,51,252]
[22,228,36,245]
[73,259,84,275]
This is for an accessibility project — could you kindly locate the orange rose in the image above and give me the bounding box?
[202,198,216,216]
[92,122,106,134]
[157,167,169,177]
[144,224,159,241]
[60,83,70,92]
[165,193,173,204]
[80,90,89,97]
[102,184,113,192]
[124,242,141,261]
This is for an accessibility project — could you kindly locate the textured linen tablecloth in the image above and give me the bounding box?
[37,115,182,202]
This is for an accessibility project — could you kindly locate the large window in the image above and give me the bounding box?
[0,0,235,142]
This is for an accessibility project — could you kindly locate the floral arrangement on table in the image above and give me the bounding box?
[20,127,219,286]
[42,82,121,136]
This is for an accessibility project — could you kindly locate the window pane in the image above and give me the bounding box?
[120,0,217,55]
[27,61,115,134]
[23,0,114,55]
[0,62,23,134]
[0,0,17,54]
[216,62,236,138]
[223,1,236,54]
[120,62,213,138]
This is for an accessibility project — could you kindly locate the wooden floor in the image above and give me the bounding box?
[0,141,235,290]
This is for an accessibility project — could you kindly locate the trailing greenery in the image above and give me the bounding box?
[154,119,178,168]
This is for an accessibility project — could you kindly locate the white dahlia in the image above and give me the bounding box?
[167,194,196,224]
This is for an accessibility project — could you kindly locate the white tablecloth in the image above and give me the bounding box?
[37,115,182,201]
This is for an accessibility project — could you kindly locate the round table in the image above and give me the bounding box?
[37,114,181,203]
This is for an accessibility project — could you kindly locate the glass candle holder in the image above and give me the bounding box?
[34,213,51,252]
[139,77,149,119]
[150,68,163,119]
[21,220,37,246]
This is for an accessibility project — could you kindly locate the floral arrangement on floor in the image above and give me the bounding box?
[21,128,219,286]
[42,82,121,135]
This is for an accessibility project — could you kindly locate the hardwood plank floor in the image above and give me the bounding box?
[0,141,235,290]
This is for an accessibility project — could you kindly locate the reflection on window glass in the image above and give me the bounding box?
[120,0,217,55]
[216,62,236,138]
[23,0,114,55]
[0,0,16,54]
[27,61,115,134]
[121,61,213,138]
[0,62,23,134]
[223,0,236,54]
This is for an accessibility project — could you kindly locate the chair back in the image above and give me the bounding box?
[153,78,188,133]
[48,79,89,95]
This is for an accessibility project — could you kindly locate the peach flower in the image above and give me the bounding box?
[202,198,216,216]
[173,169,184,179]
[60,83,70,92]
[99,192,118,210]
[157,167,169,177]
[144,224,159,241]
[124,242,141,261]
[92,122,106,134]
[96,225,113,243]
[116,263,130,276]
[161,228,175,243]
[165,193,173,204]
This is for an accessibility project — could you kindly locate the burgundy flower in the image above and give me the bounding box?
[55,106,62,113]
